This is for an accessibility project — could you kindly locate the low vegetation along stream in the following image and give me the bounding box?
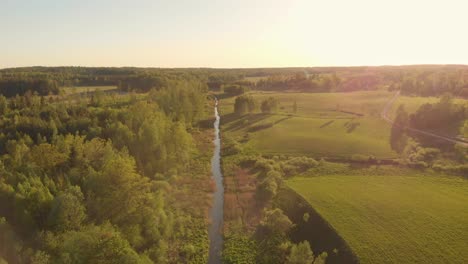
[208,98,224,264]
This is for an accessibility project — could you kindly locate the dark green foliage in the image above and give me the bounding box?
[287,241,314,264]
[390,105,409,153]
[0,79,59,97]
[222,135,243,156]
[45,224,144,263]
[461,121,468,138]
[47,186,86,231]
[223,84,247,95]
[0,71,211,262]
[257,176,278,202]
[402,139,440,167]
[234,95,256,115]
[409,94,466,144]
[149,83,206,125]
[222,233,258,264]
[256,73,338,93]
[259,208,293,236]
[287,241,328,264]
[118,75,167,92]
[0,95,7,115]
[280,157,318,177]
[261,97,279,113]
[0,217,24,263]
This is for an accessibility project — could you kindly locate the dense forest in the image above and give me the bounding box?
[0,69,211,263]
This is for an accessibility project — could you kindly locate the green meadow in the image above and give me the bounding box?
[220,91,467,158]
[220,91,398,158]
[287,169,468,264]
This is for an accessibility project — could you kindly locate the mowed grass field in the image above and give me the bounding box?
[220,90,394,117]
[220,91,467,158]
[242,116,393,157]
[220,91,398,158]
[287,172,468,264]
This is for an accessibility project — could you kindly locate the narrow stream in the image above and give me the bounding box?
[208,98,224,264]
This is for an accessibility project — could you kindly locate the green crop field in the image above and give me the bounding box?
[287,170,468,264]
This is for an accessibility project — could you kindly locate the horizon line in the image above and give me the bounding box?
[2,63,468,71]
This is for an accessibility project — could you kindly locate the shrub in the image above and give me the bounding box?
[281,156,318,177]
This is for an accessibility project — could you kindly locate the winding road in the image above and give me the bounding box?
[381,91,468,147]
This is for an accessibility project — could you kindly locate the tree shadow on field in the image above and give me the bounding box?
[344,120,360,133]
[222,113,271,132]
[319,120,334,128]
[220,112,238,124]
[247,116,292,132]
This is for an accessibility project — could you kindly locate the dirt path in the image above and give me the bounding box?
[381,91,468,147]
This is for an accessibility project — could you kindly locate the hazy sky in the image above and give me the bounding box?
[1,0,467,68]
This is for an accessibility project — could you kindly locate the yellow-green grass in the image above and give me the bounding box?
[220,91,398,158]
[220,91,393,118]
[220,91,467,158]
[287,173,468,264]
[240,116,394,158]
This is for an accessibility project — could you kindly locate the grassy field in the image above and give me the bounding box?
[287,169,468,264]
[220,91,467,158]
[242,116,394,157]
[220,90,394,117]
[220,91,399,158]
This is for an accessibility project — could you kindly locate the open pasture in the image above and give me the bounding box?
[220,91,398,158]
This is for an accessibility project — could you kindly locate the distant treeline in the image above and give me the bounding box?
[247,66,468,97]
[2,65,468,97]
[0,67,214,96]
[206,65,468,97]
[0,79,60,97]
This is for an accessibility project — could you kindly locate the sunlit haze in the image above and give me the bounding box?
[1,0,467,68]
